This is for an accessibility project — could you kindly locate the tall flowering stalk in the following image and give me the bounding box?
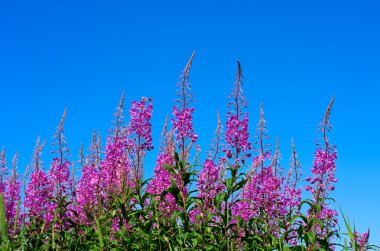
[106,96,154,241]
[4,153,21,239]
[306,97,338,200]
[49,108,73,200]
[127,97,153,191]
[217,61,254,249]
[100,92,131,204]
[172,51,198,161]
[76,131,102,224]
[147,52,198,229]
[24,138,52,226]
[224,61,251,163]
[98,92,139,243]
[169,52,200,232]
[305,96,339,247]
[46,108,75,233]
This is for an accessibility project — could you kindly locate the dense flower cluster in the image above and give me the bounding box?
[235,165,283,221]
[4,166,21,237]
[146,152,175,196]
[76,163,101,224]
[305,148,338,196]
[189,159,224,223]
[49,158,72,198]
[101,136,130,195]
[172,106,198,146]
[225,114,251,159]
[197,159,224,201]
[128,97,154,151]
[24,169,52,223]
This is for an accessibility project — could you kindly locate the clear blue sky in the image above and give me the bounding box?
[1,0,379,244]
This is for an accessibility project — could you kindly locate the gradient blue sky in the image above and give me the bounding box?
[1,0,379,244]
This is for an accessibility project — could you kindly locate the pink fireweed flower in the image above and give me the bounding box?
[146,152,175,195]
[49,108,74,200]
[147,129,183,219]
[24,138,53,224]
[110,217,129,242]
[158,193,180,220]
[128,97,153,151]
[224,61,251,161]
[305,97,338,201]
[148,53,197,221]
[305,97,338,247]
[280,183,302,245]
[304,147,339,239]
[25,168,52,221]
[225,113,251,157]
[172,106,198,145]
[305,148,338,198]
[4,153,21,238]
[148,153,185,210]
[76,164,101,222]
[128,97,153,187]
[76,132,103,224]
[101,135,131,197]
[280,185,302,214]
[99,93,132,201]
[188,207,202,224]
[172,52,198,160]
[197,159,224,204]
[5,176,21,236]
[235,166,284,223]
[146,116,176,196]
[190,159,224,224]
[233,141,302,240]
[49,158,73,199]
[45,108,77,228]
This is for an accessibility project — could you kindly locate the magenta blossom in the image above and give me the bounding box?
[172,106,198,148]
[25,169,52,223]
[128,97,154,151]
[49,158,73,198]
[101,136,131,197]
[190,159,224,224]
[76,163,101,223]
[4,169,21,237]
[305,148,338,198]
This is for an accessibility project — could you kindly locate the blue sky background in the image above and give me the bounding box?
[1,0,379,244]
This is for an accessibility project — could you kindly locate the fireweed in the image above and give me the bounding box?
[0,54,377,251]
